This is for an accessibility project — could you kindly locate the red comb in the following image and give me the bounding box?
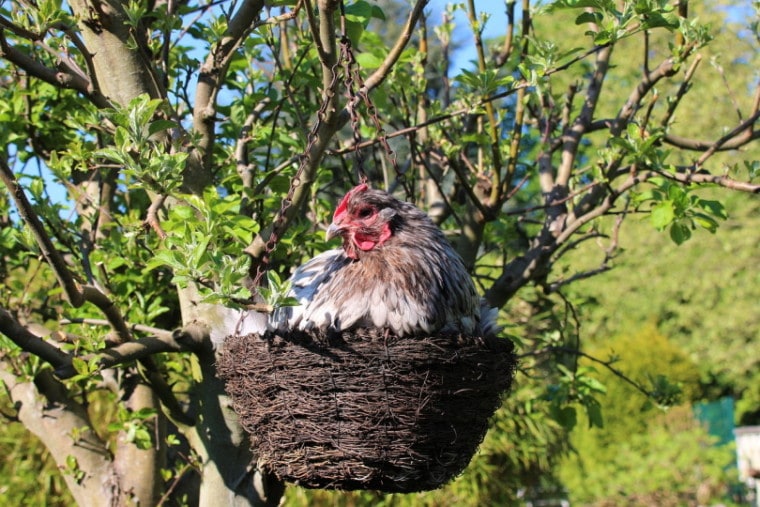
[333,183,369,221]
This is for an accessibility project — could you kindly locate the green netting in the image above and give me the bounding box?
[694,396,735,446]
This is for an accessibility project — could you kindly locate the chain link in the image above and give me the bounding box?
[252,62,343,289]
[341,35,367,183]
[338,1,411,197]
[252,0,409,288]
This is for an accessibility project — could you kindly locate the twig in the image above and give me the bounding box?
[60,318,174,340]
[327,84,532,157]
[548,188,629,288]
[466,0,503,205]
[493,0,516,67]
[523,346,655,400]
[55,335,186,380]
[714,59,744,121]
[155,463,196,507]
[654,168,760,193]
[498,0,532,203]
[663,129,760,152]
[695,109,760,167]
[611,55,680,137]
[0,28,109,107]
[452,153,492,220]
[660,54,702,128]
[361,0,429,93]
[144,194,168,239]
[504,181,600,216]
[260,0,303,26]
[0,307,70,370]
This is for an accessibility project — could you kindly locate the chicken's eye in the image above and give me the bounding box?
[356,207,374,219]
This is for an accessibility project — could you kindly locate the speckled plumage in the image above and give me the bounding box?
[270,185,497,337]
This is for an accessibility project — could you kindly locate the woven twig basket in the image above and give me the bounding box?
[217,328,516,492]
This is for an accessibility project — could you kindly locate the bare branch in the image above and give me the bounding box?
[659,53,702,132]
[548,207,627,293]
[361,0,429,94]
[656,168,760,193]
[612,56,679,136]
[557,45,612,187]
[0,29,109,107]
[55,335,186,380]
[525,346,656,400]
[189,0,267,193]
[493,0,517,67]
[144,194,168,240]
[0,307,69,369]
[0,364,120,506]
[696,109,760,166]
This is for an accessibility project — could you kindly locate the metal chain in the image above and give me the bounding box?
[360,83,412,198]
[339,25,367,182]
[338,1,412,197]
[252,63,343,289]
[252,0,410,289]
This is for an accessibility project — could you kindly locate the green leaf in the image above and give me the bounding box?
[593,30,612,45]
[554,406,578,430]
[94,147,126,164]
[586,401,604,428]
[650,201,675,230]
[355,52,383,69]
[692,213,719,233]
[344,0,372,26]
[697,198,728,220]
[669,221,691,245]
[580,375,607,394]
[370,4,386,21]
[575,11,603,25]
[148,119,177,137]
[114,126,129,149]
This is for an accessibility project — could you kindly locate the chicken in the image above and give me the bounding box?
[270,183,498,337]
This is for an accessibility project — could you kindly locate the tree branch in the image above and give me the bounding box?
[526,346,656,400]
[557,44,612,187]
[0,27,109,107]
[695,108,760,166]
[245,0,346,263]
[189,0,266,194]
[0,307,70,369]
[660,54,702,129]
[361,0,429,94]
[655,168,760,193]
[611,56,679,137]
[0,363,120,506]
[54,335,185,379]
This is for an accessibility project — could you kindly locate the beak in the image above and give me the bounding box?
[325,222,343,241]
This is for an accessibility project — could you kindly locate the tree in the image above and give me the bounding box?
[0,0,758,505]
[558,326,736,505]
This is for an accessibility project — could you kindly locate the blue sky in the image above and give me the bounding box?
[427,1,509,73]
[19,1,508,214]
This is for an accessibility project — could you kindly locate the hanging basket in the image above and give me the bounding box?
[217,328,517,493]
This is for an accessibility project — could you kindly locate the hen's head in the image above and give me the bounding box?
[326,184,405,259]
